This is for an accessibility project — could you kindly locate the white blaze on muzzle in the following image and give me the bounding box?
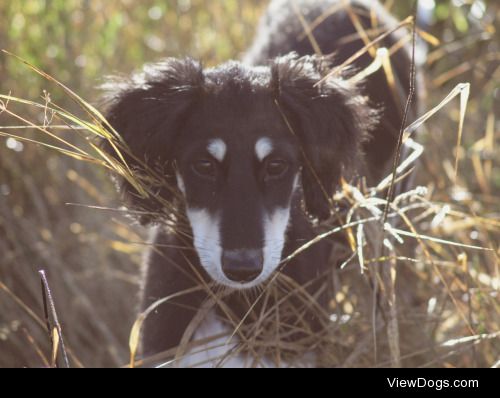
[185,205,292,289]
[260,207,291,283]
[177,159,297,289]
[185,208,225,284]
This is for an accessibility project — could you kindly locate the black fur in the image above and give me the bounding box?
[271,54,377,219]
[104,58,204,224]
[246,0,418,181]
[103,0,419,361]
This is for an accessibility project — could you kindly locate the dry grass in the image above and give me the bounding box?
[0,1,498,368]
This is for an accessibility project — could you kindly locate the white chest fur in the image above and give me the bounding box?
[170,310,315,368]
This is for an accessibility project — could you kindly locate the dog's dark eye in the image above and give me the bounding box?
[265,159,289,179]
[192,159,217,179]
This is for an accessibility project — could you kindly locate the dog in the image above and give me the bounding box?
[103,0,419,367]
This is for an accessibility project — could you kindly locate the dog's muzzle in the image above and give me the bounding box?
[221,249,264,283]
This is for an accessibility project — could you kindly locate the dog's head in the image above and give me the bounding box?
[104,53,376,289]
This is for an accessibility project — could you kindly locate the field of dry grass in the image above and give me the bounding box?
[0,0,498,368]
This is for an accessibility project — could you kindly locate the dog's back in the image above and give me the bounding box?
[246,0,418,185]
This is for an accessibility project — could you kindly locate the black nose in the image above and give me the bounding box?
[221,249,264,283]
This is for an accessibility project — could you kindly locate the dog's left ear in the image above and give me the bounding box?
[101,58,203,224]
[272,53,378,220]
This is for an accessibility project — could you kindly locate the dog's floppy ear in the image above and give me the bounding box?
[271,53,377,220]
[102,58,203,224]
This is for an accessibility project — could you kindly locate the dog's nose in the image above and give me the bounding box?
[221,249,264,283]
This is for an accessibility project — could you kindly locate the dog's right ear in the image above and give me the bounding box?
[271,54,377,221]
[102,58,204,224]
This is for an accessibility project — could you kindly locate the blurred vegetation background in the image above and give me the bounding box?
[0,0,498,368]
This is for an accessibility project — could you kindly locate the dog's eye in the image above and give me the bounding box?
[192,159,217,179]
[265,159,289,179]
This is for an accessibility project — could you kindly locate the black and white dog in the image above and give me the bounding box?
[104,0,418,367]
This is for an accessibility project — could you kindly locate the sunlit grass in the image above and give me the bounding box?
[0,0,498,368]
